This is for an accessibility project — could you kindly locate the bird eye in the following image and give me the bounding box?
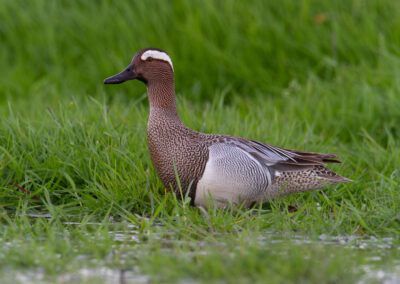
[146,57,153,62]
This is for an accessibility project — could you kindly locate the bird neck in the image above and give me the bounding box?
[146,78,178,111]
[146,78,184,125]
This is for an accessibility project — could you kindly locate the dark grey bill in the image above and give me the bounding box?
[104,65,137,84]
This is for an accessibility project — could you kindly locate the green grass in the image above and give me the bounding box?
[1,0,400,283]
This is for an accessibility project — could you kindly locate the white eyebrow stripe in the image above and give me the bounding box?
[141,50,174,71]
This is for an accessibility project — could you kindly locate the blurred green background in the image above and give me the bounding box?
[2,0,400,102]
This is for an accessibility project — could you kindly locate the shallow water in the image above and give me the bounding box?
[2,218,400,284]
[9,267,150,284]
[258,232,398,250]
[358,265,400,284]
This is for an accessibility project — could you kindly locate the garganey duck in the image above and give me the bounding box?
[104,48,351,208]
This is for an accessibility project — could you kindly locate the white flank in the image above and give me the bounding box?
[195,143,270,208]
[141,50,174,71]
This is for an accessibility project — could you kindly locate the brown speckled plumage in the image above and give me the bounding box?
[147,108,209,201]
[267,165,345,199]
[104,47,351,208]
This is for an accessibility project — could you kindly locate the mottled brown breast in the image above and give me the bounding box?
[146,113,209,202]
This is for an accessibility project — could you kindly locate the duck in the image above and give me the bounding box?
[104,47,351,208]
